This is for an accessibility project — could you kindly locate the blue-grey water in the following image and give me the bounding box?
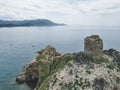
[0,25,120,90]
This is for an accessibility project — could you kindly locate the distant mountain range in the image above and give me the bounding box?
[0,19,65,27]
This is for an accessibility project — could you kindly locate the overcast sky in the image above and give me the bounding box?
[0,0,120,25]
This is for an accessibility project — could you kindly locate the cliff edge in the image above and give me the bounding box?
[16,35,120,90]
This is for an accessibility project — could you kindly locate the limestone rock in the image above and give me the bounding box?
[36,45,61,62]
[16,35,120,90]
[104,49,120,66]
[93,78,109,90]
[48,59,120,90]
[74,52,94,64]
[84,35,103,60]
[16,45,63,89]
[16,72,26,84]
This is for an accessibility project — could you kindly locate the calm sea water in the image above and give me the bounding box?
[0,25,120,90]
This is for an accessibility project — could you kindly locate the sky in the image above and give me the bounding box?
[0,0,120,25]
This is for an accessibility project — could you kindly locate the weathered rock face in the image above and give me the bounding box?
[16,72,26,84]
[36,45,61,62]
[84,35,103,60]
[104,49,120,66]
[48,57,120,90]
[74,52,94,64]
[16,45,61,89]
[93,78,109,90]
[16,35,120,90]
[16,45,73,89]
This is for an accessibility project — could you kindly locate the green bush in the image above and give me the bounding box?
[106,65,115,70]
[116,76,120,84]
[95,58,109,64]
[86,70,91,74]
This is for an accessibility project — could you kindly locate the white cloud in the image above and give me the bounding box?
[0,0,120,25]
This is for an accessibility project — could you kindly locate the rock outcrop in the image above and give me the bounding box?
[16,45,73,89]
[16,35,120,90]
[104,49,120,66]
[84,35,103,60]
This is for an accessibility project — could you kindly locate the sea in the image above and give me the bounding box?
[0,25,120,90]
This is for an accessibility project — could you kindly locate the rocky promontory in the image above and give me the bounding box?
[0,19,65,27]
[16,35,120,90]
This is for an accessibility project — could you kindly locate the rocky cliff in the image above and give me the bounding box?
[16,35,120,90]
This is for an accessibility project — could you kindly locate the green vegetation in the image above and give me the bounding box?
[36,52,112,90]
[37,76,50,90]
[117,65,120,71]
[95,58,109,64]
[116,76,120,84]
[69,69,73,75]
[106,65,115,70]
[89,35,100,39]
[82,79,90,89]
[36,54,46,60]
[51,75,58,86]
[74,52,93,64]
[49,54,74,74]
[37,54,74,90]
[60,78,90,90]
[75,75,79,78]
[62,82,73,90]
[16,36,120,90]
[86,70,91,74]
[93,78,107,90]
[113,87,118,90]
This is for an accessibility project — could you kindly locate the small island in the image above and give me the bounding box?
[16,35,120,90]
[0,19,65,27]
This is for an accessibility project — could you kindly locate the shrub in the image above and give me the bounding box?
[95,58,109,64]
[106,65,115,70]
[86,70,91,74]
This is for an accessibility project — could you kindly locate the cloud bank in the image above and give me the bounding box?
[0,0,120,25]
